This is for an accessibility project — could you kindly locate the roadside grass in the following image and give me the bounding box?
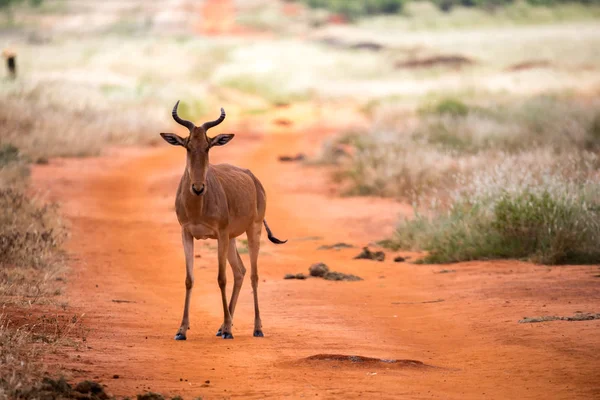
[0,312,90,399]
[0,81,163,159]
[0,185,80,396]
[0,187,67,304]
[326,94,600,199]
[387,155,600,264]
[323,94,600,264]
[358,2,600,31]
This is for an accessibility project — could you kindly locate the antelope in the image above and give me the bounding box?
[160,101,286,341]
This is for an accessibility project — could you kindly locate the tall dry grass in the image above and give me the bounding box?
[0,81,163,159]
[389,153,600,264]
[0,312,88,399]
[325,94,600,264]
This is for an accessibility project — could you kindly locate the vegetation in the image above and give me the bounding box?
[388,161,600,264]
[325,94,600,264]
[329,95,600,198]
[295,0,405,19]
[0,0,42,9]
[295,0,600,17]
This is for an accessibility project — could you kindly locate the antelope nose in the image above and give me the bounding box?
[191,183,205,196]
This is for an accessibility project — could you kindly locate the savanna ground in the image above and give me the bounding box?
[1,0,599,399]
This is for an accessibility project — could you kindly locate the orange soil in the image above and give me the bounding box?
[194,0,270,37]
[32,115,600,399]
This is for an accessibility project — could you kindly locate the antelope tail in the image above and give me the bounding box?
[263,220,287,244]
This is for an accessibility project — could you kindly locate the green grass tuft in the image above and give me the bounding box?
[392,184,600,265]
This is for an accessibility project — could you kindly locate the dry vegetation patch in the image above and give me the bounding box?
[0,81,162,159]
[322,94,600,264]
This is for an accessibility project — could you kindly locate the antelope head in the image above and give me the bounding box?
[160,101,234,196]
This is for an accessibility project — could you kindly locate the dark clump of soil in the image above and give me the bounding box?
[318,242,354,251]
[393,256,405,262]
[15,377,111,400]
[354,247,385,261]
[323,271,362,281]
[278,153,305,162]
[318,37,384,52]
[506,59,551,71]
[274,118,293,126]
[137,393,166,400]
[395,55,474,70]
[350,41,384,51]
[309,262,329,277]
[286,262,362,282]
[284,273,307,280]
[519,312,600,324]
[300,354,432,369]
[75,380,107,397]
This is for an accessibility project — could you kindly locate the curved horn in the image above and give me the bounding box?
[202,107,226,131]
[172,100,195,131]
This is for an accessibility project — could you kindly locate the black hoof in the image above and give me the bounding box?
[253,330,264,337]
[222,332,234,339]
[174,333,187,341]
[216,329,222,337]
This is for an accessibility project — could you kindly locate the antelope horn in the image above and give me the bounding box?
[172,100,195,131]
[202,108,226,131]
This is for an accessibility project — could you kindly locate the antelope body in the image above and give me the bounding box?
[160,101,286,340]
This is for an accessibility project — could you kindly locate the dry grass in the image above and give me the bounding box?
[0,312,89,399]
[327,94,600,201]
[389,154,600,264]
[323,94,600,264]
[0,189,66,269]
[0,81,163,159]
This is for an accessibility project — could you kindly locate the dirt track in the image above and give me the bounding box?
[33,117,600,399]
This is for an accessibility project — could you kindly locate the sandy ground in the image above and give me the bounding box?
[31,114,600,400]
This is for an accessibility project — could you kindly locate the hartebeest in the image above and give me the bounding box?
[160,101,286,340]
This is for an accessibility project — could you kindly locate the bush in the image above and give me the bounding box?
[389,157,600,264]
[0,0,43,9]
[429,0,600,13]
[421,97,470,117]
[297,0,404,19]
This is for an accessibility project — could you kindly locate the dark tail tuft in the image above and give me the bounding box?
[263,220,287,244]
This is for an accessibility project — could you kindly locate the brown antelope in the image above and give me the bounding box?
[160,101,286,340]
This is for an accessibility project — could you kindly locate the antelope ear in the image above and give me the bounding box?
[210,134,235,147]
[160,133,185,147]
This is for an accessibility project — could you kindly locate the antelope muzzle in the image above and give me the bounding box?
[191,183,205,196]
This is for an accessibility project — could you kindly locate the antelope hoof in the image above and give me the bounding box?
[216,328,222,337]
[174,333,187,341]
[222,332,234,339]
[253,330,264,337]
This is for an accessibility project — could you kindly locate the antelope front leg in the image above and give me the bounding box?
[175,228,194,340]
[217,233,234,339]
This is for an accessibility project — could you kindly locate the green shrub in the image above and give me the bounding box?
[390,170,600,265]
[0,144,20,166]
[0,0,43,9]
[585,112,600,150]
[420,97,470,117]
[296,0,404,19]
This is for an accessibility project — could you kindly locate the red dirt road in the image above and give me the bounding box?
[33,122,600,399]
